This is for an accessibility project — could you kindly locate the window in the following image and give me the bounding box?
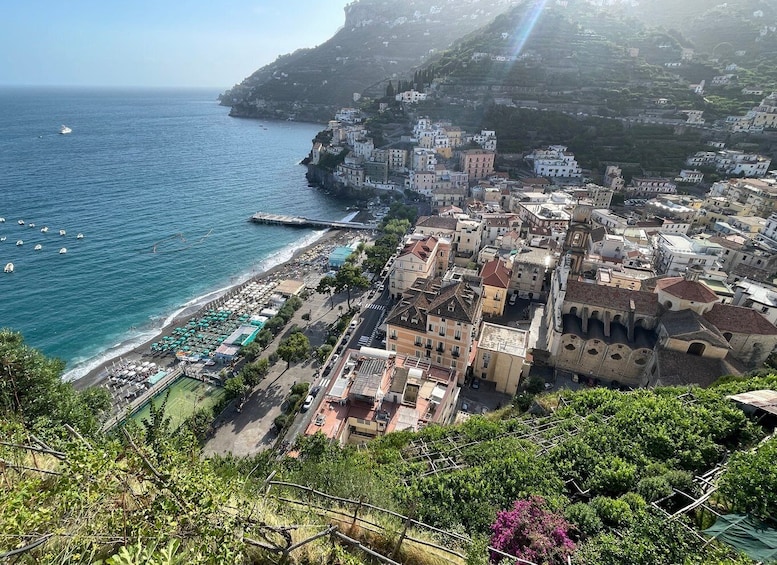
[439,326,446,336]
[390,330,397,340]
[610,353,622,360]
[454,329,461,340]
[587,348,599,356]
[482,352,491,368]
[564,343,576,351]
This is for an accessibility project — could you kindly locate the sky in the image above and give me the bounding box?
[0,0,352,89]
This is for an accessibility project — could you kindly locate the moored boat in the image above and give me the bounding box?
[41,226,48,233]
[4,263,13,273]
[18,220,24,225]
[76,233,84,239]
[16,240,23,246]
[59,229,66,236]
[60,125,72,135]
[59,247,67,254]
[34,244,42,251]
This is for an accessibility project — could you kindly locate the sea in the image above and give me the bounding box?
[0,87,351,381]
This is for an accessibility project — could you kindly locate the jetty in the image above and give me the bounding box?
[250,212,376,230]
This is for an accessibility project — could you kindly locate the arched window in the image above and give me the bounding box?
[569,306,578,317]
[687,342,706,356]
[587,348,599,356]
[611,353,623,360]
[564,343,576,351]
[664,300,673,309]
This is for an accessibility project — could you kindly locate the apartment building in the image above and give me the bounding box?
[473,323,531,395]
[390,235,451,298]
[385,277,482,376]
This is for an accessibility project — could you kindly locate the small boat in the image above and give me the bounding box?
[60,125,72,135]
[41,226,48,233]
[34,244,42,251]
[0,237,5,242]
[4,263,13,273]
[16,240,23,246]
[0,218,5,223]
[28,223,35,228]
[18,220,24,226]
[59,247,67,254]
[76,233,84,239]
[59,229,66,236]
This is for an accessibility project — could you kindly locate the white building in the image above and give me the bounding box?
[654,234,724,276]
[527,145,582,178]
[396,90,428,104]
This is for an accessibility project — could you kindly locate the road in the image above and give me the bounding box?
[282,284,393,444]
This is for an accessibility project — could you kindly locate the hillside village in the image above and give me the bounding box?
[300,97,777,444]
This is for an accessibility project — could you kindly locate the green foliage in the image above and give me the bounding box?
[239,340,262,362]
[277,332,311,368]
[290,382,310,396]
[718,437,777,521]
[0,329,110,436]
[524,375,546,395]
[223,375,248,401]
[590,496,635,528]
[316,344,333,364]
[565,502,603,539]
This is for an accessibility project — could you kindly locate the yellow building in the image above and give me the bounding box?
[386,277,482,377]
[480,259,511,317]
[473,323,531,395]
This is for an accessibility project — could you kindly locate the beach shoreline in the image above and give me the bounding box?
[72,228,349,392]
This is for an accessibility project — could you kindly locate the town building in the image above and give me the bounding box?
[526,145,582,178]
[304,348,459,444]
[627,177,677,196]
[480,259,512,317]
[472,323,531,395]
[385,277,482,375]
[459,149,496,181]
[654,234,723,276]
[389,235,450,298]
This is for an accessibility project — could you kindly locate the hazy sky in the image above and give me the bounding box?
[1,0,351,89]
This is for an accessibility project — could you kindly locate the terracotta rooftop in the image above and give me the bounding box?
[416,216,458,231]
[400,236,438,262]
[660,309,730,349]
[704,303,777,336]
[480,259,511,289]
[565,280,660,316]
[386,278,480,330]
[655,277,719,303]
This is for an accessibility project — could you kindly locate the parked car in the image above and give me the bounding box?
[509,294,517,306]
[301,395,314,412]
[470,378,480,390]
[310,385,321,397]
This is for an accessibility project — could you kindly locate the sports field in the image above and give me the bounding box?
[129,376,225,430]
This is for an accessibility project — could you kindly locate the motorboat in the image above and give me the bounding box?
[16,240,23,246]
[40,226,48,233]
[0,237,5,242]
[59,247,67,254]
[4,263,13,273]
[28,223,35,228]
[59,229,66,236]
[76,233,84,239]
[60,125,72,135]
[34,244,42,251]
[18,220,24,225]
[0,218,5,223]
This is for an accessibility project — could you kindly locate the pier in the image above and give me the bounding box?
[250,212,376,230]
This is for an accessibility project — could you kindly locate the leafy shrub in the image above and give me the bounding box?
[636,476,672,502]
[590,496,634,528]
[291,382,310,396]
[586,456,638,496]
[565,502,603,539]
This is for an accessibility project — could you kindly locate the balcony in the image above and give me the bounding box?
[390,334,398,340]
[436,346,445,353]
[425,343,433,349]
[452,350,460,358]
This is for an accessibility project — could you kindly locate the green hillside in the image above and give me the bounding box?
[2,329,776,563]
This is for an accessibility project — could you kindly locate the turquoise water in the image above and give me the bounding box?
[0,87,346,380]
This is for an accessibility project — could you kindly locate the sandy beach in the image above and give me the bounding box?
[72,228,356,392]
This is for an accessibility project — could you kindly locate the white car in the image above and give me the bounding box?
[302,395,314,412]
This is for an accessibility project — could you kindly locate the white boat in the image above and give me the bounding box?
[40,226,48,233]
[34,244,42,251]
[28,223,35,228]
[59,229,66,236]
[0,237,5,242]
[59,247,67,254]
[4,263,13,273]
[60,125,72,135]
[18,220,24,225]
[16,240,23,246]
[0,218,5,223]
[76,233,84,239]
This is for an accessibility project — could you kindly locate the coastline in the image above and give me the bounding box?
[71,228,348,392]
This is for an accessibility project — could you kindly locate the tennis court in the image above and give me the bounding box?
[130,376,225,430]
